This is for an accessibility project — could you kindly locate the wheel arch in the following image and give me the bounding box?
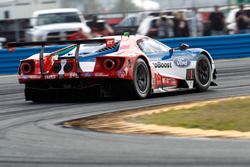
[137,55,152,76]
[200,51,213,66]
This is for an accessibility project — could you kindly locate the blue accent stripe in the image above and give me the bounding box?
[79,45,119,62]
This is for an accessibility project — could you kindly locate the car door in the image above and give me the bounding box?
[137,38,177,89]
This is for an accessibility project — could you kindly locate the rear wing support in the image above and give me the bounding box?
[39,45,45,77]
[74,44,80,75]
[7,39,115,76]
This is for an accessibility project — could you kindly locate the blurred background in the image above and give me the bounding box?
[0,0,250,46]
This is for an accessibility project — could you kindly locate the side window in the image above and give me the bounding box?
[4,11,9,19]
[151,20,158,28]
[121,19,130,26]
[137,38,170,54]
[137,39,154,53]
[120,17,135,26]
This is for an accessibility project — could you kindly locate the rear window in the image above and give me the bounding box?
[150,19,158,28]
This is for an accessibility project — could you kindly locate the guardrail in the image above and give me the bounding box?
[160,34,250,59]
[1,34,250,74]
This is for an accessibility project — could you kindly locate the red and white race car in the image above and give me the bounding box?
[8,34,217,101]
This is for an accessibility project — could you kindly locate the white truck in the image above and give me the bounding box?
[25,8,91,41]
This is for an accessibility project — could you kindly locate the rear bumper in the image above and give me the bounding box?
[18,72,132,84]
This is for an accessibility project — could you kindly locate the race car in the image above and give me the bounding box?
[8,33,217,101]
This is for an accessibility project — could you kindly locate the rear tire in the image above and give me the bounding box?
[194,54,212,92]
[130,58,150,98]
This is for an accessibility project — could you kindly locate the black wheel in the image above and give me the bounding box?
[194,54,212,92]
[131,58,150,98]
[25,87,47,102]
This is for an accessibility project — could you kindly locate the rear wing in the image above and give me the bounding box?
[7,38,115,48]
[7,38,115,77]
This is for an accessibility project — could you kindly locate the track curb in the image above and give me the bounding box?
[64,95,250,139]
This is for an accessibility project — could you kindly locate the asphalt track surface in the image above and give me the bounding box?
[1,58,250,167]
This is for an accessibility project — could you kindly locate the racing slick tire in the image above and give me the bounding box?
[131,58,151,99]
[194,54,212,92]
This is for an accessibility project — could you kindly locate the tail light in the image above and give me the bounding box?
[95,57,125,72]
[53,63,61,73]
[186,69,194,80]
[64,62,73,72]
[20,61,34,74]
[103,59,116,70]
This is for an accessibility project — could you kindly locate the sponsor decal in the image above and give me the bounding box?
[45,75,57,79]
[66,72,78,78]
[118,70,125,78]
[106,39,115,47]
[124,67,129,75]
[174,57,191,67]
[95,73,109,77]
[27,75,41,79]
[153,62,172,68]
[20,75,28,80]
[20,75,41,80]
[162,77,178,87]
[82,72,93,77]
[186,69,194,80]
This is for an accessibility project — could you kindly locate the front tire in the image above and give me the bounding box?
[194,54,212,92]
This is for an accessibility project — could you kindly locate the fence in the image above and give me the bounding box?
[1,34,250,74]
[160,34,250,59]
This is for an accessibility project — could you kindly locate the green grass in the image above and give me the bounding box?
[134,97,250,132]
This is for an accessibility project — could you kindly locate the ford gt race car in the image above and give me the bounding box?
[8,33,217,101]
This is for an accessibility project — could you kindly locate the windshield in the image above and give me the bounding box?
[36,12,81,26]
[137,38,170,53]
[119,16,137,27]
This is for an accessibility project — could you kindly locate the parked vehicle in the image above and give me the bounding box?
[25,8,91,41]
[0,18,29,43]
[226,7,250,34]
[114,11,168,35]
[137,16,174,38]
[113,14,144,35]
[86,19,114,37]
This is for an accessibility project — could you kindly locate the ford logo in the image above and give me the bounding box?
[174,57,191,67]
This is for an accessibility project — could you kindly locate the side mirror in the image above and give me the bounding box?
[169,48,174,54]
[179,43,189,50]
